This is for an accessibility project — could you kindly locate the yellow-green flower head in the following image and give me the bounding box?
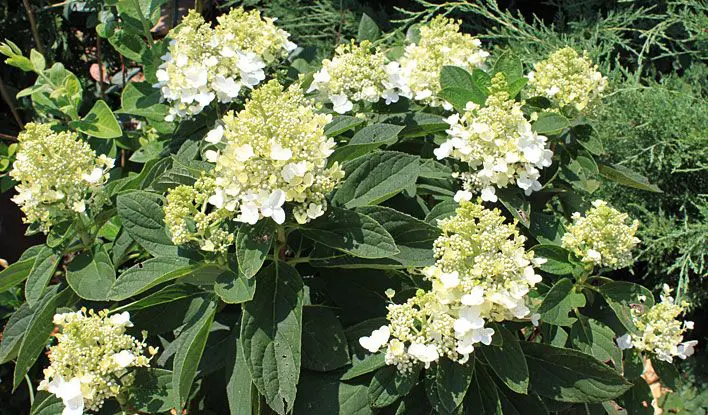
[430,200,543,323]
[38,309,156,413]
[155,8,296,121]
[436,74,553,203]
[527,47,607,113]
[361,201,544,371]
[399,15,489,106]
[308,40,407,113]
[207,80,344,226]
[616,285,697,363]
[164,175,235,252]
[561,200,640,269]
[378,290,459,372]
[10,123,113,233]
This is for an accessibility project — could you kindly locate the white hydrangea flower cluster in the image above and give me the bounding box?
[38,310,157,414]
[206,80,344,226]
[561,200,640,269]
[399,15,489,107]
[360,201,544,371]
[154,8,296,121]
[164,175,235,252]
[527,47,607,113]
[434,74,553,203]
[308,40,408,113]
[10,123,113,232]
[616,285,697,363]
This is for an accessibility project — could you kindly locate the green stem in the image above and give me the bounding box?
[24,373,34,405]
[75,213,94,249]
[132,0,154,43]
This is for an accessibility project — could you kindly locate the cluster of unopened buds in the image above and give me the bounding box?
[10,123,113,232]
[360,201,545,371]
[398,15,489,107]
[561,200,640,269]
[616,285,697,363]
[164,79,344,251]
[527,47,607,113]
[307,40,409,113]
[39,309,157,414]
[154,8,296,121]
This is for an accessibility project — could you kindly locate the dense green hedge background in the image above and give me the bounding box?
[0,0,705,413]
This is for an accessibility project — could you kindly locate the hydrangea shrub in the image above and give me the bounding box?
[0,5,697,415]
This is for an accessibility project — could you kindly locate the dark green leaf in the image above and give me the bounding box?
[325,115,365,137]
[357,13,380,42]
[425,201,457,225]
[341,353,386,380]
[0,302,33,364]
[571,125,603,155]
[14,286,66,390]
[597,162,662,193]
[113,284,203,312]
[369,365,419,408]
[117,190,178,256]
[227,338,257,415]
[598,282,654,334]
[537,278,586,326]
[0,257,34,293]
[521,342,632,403]
[172,296,217,409]
[118,82,168,120]
[465,362,502,415]
[438,87,486,111]
[440,65,474,90]
[296,371,372,415]
[74,100,123,139]
[236,220,275,278]
[315,206,438,268]
[302,307,350,372]
[493,51,523,83]
[480,325,529,394]
[66,246,116,301]
[533,112,571,135]
[331,124,404,163]
[126,368,176,413]
[569,316,621,368]
[29,392,64,415]
[108,256,195,300]
[301,207,399,259]
[425,359,474,414]
[332,151,420,208]
[651,359,680,390]
[24,246,60,308]
[530,245,576,275]
[214,269,256,304]
[241,262,304,414]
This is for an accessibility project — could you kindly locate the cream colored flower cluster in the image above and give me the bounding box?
[360,201,544,371]
[10,123,113,232]
[308,40,407,113]
[527,47,607,113]
[206,80,344,226]
[616,285,697,363]
[561,200,640,269]
[399,16,489,106]
[39,310,156,414]
[435,74,553,203]
[155,8,296,121]
[164,175,235,252]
